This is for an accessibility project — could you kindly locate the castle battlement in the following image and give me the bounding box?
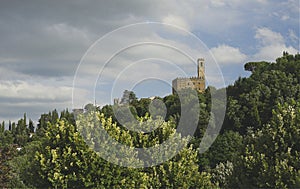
[172,58,205,94]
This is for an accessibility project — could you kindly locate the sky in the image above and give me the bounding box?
[0,0,299,123]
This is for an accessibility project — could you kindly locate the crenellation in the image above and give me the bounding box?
[172,58,205,94]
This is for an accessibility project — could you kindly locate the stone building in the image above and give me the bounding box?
[172,58,205,94]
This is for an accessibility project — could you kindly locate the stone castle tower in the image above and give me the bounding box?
[172,58,205,94]
[197,58,205,79]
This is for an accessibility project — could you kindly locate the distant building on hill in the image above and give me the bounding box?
[172,58,205,94]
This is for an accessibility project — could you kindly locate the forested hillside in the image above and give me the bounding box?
[0,53,299,188]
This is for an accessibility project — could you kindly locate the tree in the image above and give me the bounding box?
[225,54,300,134]
[0,144,17,188]
[211,161,234,188]
[8,141,41,188]
[0,130,13,148]
[120,90,133,104]
[135,98,151,117]
[199,131,243,170]
[76,110,217,188]
[10,117,30,147]
[129,91,138,105]
[148,146,216,189]
[231,101,300,188]
[0,121,4,133]
[28,119,34,133]
[8,121,11,131]
[84,103,96,112]
[244,61,269,73]
[34,119,99,188]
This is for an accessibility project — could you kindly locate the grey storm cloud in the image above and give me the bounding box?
[0,0,171,77]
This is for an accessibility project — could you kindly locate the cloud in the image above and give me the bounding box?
[281,15,290,21]
[0,79,75,122]
[210,0,226,7]
[162,15,190,31]
[253,27,298,61]
[0,20,94,77]
[0,78,91,121]
[255,27,285,45]
[210,0,268,8]
[72,24,217,107]
[0,0,298,122]
[0,80,71,102]
[210,44,247,65]
[289,29,299,44]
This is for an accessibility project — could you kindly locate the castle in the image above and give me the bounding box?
[172,58,205,94]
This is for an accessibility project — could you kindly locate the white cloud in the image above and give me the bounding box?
[253,27,298,61]
[210,44,247,65]
[255,27,285,45]
[0,78,92,121]
[281,0,300,14]
[256,0,268,4]
[0,80,71,101]
[281,15,290,21]
[162,15,190,31]
[45,23,91,44]
[289,29,299,44]
[210,0,226,7]
[254,44,297,61]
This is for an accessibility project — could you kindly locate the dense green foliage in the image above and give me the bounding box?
[231,101,300,188]
[0,52,299,188]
